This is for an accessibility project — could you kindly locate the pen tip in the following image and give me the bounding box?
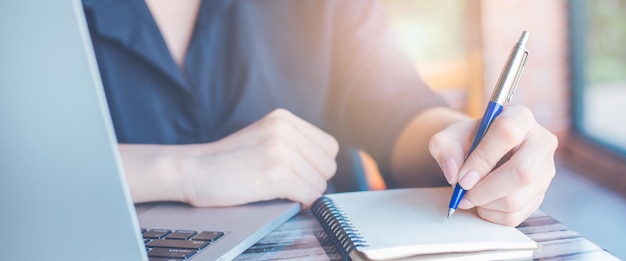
[447,208,455,219]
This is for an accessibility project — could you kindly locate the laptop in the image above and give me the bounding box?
[0,0,300,260]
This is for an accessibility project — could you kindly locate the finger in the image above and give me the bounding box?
[285,184,323,209]
[290,153,330,193]
[294,139,338,180]
[463,127,557,208]
[458,105,535,190]
[466,158,555,212]
[470,162,552,213]
[261,110,338,180]
[428,121,475,185]
[265,109,338,179]
[273,167,324,208]
[262,135,335,186]
[476,193,544,227]
[267,109,339,157]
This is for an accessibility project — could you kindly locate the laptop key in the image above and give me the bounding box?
[143,229,172,239]
[165,230,197,240]
[192,231,224,242]
[147,239,211,250]
[148,257,186,261]
[148,247,197,259]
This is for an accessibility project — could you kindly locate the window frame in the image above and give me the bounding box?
[565,0,626,198]
[569,0,626,156]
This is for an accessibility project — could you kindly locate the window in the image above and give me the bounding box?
[571,0,626,154]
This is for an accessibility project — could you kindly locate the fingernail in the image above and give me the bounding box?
[458,199,474,209]
[442,158,458,185]
[459,171,480,190]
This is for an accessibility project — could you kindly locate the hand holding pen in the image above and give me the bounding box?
[447,31,530,218]
[428,31,559,226]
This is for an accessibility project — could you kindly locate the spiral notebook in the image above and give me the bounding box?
[311,187,538,261]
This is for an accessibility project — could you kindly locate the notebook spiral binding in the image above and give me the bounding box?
[311,196,369,261]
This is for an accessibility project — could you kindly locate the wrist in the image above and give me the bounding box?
[119,144,187,204]
[391,107,470,186]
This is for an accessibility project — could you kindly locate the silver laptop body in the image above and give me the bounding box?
[0,0,299,260]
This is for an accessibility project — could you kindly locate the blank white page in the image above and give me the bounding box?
[326,187,537,260]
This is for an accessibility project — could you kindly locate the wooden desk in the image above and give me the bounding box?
[236,210,618,260]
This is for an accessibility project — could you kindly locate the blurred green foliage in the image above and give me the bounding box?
[587,0,626,85]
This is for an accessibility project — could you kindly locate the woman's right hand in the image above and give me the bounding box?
[120,109,339,209]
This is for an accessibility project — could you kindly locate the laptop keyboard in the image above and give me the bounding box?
[142,228,225,260]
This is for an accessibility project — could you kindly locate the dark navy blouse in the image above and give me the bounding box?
[82,0,446,190]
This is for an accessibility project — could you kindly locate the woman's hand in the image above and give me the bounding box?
[120,109,339,209]
[429,105,558,226]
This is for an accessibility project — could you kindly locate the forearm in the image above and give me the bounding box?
[390,107,470,187]
[116,109,338,208]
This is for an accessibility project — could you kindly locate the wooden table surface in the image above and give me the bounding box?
[236,210,619,260]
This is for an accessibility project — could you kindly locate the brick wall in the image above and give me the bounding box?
[479,0,570,138]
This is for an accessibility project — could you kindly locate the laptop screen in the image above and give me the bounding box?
[0,1,299,260]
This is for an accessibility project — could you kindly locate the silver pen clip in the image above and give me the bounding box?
[507,48,528,104]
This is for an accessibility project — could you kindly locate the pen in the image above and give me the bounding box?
[447,31,529,218]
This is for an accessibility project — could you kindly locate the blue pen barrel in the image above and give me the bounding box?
[448,101,503,211]
[448,184,467,209]
[466,101,504,159]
